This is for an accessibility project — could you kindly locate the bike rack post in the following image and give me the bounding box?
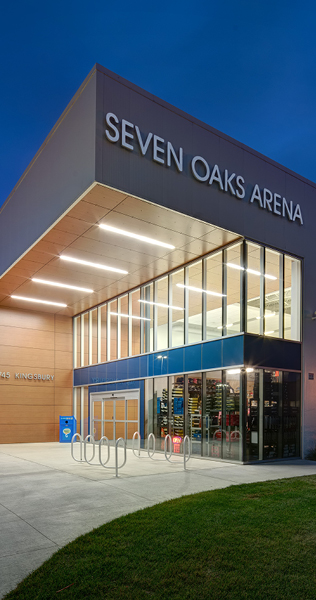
[84,434,96,464]
[164,434,172,462]
[71,433,83,462]
[183,435,191,471]
[98,436,111,467]
[115,437,127,477]
[147,432,156,459]
[132,431,141,457]
[164,434,191,471]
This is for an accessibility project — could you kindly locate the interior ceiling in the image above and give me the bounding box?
[0,183,241,316]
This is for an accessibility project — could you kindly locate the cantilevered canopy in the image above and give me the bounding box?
[0,183,240,315]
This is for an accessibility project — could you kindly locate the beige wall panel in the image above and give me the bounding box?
[55,350,72,370]
[0,385,54,404]
[0,424,55,443]
[1,405,55,424]
[54,405,73,422]
[0,326,54,350]
[54,387,73,405]
[0,305,74,443]
[0,346,54,368]
[0,307,54,331]
[0,369,55,386]
[55,333,73,352]
[54,315,73,334]
[54,369,73,388]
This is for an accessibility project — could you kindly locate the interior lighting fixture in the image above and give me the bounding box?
[176,283,225,297]
[217,324,233,329]
[99,224,175,249]
[109,312,150,321]
[157,355,167,359]
[265,331,275,335]
[256,312,276,320]
[32,278,93,293]
[60,255,128,274]
[227,367,254,375]
[226,263,277,280]
[11,295,67,307]
[139,299,184,311]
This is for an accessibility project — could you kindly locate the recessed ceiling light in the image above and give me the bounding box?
[32,278,94,293]
[227,368,241,375]
[11,295,67,307]
[177,283,225,297]
[138,299,184,311]
[60,255,128,274]
[265,331,275,335]
[256,312,276,320]
[246,368,254,373]
[109,312,150,321]
[99,224,175,250]
[217,324,233,329]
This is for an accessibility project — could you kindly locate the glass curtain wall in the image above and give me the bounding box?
[144,368,300,462]
[74,241,301,368]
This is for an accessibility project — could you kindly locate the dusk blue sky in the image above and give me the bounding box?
[1,1,316,207]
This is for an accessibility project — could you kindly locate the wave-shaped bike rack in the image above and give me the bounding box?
[164,434,191,471]
[71,433,83,462]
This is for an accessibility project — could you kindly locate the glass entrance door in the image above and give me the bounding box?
[90,391,139,442]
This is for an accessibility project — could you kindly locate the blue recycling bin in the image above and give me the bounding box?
[59,416,77,443]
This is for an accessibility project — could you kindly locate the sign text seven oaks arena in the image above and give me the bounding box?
[105,112,303,225]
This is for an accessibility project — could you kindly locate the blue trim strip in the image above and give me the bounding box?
[74,335,244,387]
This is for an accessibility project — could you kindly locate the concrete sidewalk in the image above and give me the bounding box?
[1,443,316,598]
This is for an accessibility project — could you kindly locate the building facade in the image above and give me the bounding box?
[0,64,314,461]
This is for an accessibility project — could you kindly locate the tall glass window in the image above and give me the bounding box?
[142,283,154,353]
[284,255,301,341]
[204,371,223,458]
[264,249,281,338]
[171,269,185,347]
[156,277,168,351]
[223,370,242,460]
[188,261,203,343]
[245,369,261,461]
[109,299,118,360]
[100,304,107,363]
[83,313,89,366]
[131,289,141,356]
[206,253,222,338]
[91,309,98,364]
[226,243,242,334]
[246,243,262,334]
[119,295,129,359]
[154,376,168,448]
[188,373,202,455]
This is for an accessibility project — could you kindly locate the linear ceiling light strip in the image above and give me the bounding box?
[32,278,94,293]
[60,255,128,274]
[11,295,67,307]
[99,224,175,249]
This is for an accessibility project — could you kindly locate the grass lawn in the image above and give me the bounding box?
[5,476,316,600]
